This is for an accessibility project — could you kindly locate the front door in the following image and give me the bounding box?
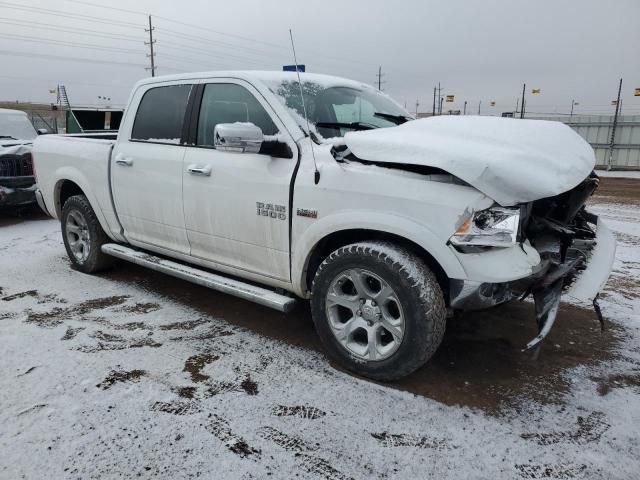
[112,83,193,254]
[182,81,297,281]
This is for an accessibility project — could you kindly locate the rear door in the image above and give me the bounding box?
[182,80,297,281]
[111,83,194,254]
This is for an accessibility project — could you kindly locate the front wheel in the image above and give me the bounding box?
[61,194,113,273]
[310,241,446,381]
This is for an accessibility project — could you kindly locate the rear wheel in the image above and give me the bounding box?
[311,241,446,381]
[61,194,113,273]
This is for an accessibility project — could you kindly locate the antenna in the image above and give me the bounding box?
[288,29,320,185]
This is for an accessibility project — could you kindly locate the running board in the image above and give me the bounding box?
[101,243,297,313]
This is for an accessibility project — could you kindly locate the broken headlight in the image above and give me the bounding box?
[450,206,520,249]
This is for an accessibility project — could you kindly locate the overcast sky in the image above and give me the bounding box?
[1,0,639,116]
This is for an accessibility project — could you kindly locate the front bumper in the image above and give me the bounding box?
[450,217,616,349]
[0,183,37,207]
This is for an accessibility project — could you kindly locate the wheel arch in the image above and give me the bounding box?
[294,211,466,299]
[54,178,84,218]
[52,170,117,242]
[304,229,451,294]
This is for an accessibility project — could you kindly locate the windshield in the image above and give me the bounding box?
[0,112,37,141]
[267,79,412,140]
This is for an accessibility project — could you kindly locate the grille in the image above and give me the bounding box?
[0,153,33,177]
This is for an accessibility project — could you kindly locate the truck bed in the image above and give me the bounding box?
[33,134,119,236]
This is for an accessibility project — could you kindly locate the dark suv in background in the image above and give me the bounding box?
[0,108,42,208]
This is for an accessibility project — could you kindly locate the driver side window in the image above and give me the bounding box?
[197,83,278,147]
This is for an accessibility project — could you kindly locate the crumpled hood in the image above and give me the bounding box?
[1,140,33,154]
[343,116,595,205]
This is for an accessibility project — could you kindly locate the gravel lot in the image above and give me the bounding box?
[1,177,639,479]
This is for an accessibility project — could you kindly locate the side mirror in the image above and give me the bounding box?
[214,123,263,154]
[37,128,49,135]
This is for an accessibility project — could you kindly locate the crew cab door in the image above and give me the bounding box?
[111,83,194,254]
[182,80,297,281]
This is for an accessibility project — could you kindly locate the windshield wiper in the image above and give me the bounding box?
[315,122,376,131]
[373,112,411,125]
[0,135,18,140]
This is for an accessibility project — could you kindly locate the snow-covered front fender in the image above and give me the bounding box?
[291,211,467,297]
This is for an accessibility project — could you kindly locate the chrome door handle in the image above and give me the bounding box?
[187,165,212,176]
[115,154,133,166]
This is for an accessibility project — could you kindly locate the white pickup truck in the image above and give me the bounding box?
[33,71,615,380]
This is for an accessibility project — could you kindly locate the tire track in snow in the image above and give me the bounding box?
[520,411,610,446]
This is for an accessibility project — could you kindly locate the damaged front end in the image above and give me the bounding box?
[0,144,36,208]
[451,172,616,351]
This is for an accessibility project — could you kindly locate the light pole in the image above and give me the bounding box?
[570,99,579,119]
[608,78,623,171]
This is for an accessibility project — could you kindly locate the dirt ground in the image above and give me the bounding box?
[592,176,640,204]
[1,176,639,479]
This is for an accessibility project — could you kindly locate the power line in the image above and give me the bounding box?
[0,74,132,89]
[10,0,382,78]
[62,0,289,49]
[0,2,141,29]
[63,0,380,69]
[0,18,144,42]
[65,0,149,16]
[155,52,263,71]
[0,32,144,54]
[0,49,149,68]
[155,27,287,59]
[155,42,275,68]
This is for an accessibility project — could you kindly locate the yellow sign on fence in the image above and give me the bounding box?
[531,88,541,94]
[445,95,454,102]
[611,100,618,106]
[635,88,640,97]
[490,101,496,106]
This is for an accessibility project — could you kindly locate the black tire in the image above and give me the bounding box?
[311,241,446,381]
[61,194,113,273]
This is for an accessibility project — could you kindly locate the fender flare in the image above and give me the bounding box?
[292,211,466,296]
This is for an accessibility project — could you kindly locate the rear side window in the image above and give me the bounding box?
[197,83,278,147]
[131,84,192,144]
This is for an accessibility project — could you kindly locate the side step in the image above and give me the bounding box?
[101,243,297,313]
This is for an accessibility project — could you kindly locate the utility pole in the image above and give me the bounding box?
[478,100,481,115]
[520,83,526,119]
[432,87,436,116]
[437,82,442,115]
[463,100,467,115]
[145,15,156,77]
[608,78,623,171]
[375,66,385,91]
[439,97,444,115]
[570,99,576,119]
[415,98,420,117]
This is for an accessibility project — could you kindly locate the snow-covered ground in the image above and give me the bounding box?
[1,194,639,479]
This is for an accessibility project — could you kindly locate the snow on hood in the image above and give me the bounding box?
[343,116,595,205]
